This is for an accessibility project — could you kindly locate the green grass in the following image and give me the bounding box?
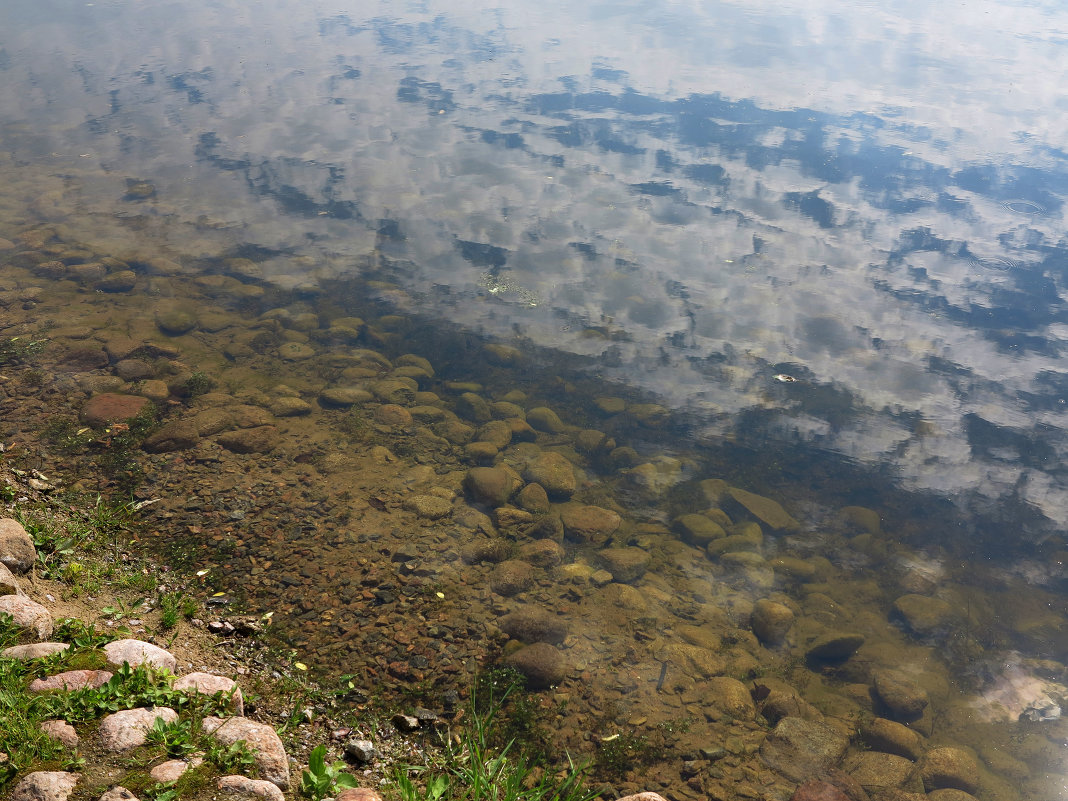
[390,670,600,801]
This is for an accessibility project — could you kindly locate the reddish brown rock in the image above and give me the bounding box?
[29,670,112,693]
[80,394,150,427]
[217,425,279,453]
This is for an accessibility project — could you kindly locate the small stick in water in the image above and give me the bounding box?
[656,661,668,692]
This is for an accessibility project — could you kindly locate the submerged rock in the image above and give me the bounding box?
[80,394,150,427]
[504,642,566,688]
[759,717,849,782]
[500,608,568,645]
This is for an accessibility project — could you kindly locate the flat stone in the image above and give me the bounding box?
[114,359,155,381]
[617,795,668,801]
[788,781,851,801]
[319,387,373,407]
[893,594,956,636]
[845,751,916,789]
[29,670,113,693]
[404,495,453,520]
[727,487,800,531]
[173,672,243,715]
[217,776,285,801]
[560,504,621,543]
[805,631,865,662]
[103,639,177,672]
[759,717,850,782]
[268,396,313,417]
[500,608,568,645]
[0,595,53,640]
[523,453,576,499]
[40,720,79,749]
[193,408,235,436]
[217,426,279,453]
[673,513,726,547]
[79,394,151,428]
[596,547,650,583]
[658,642,724,679]
[10,772,78,801]
[202,717,290,789]
[141,420,200,453]
[99,707,178,751]
[0,518,36,573]
[96,270,138,292]
[2,642,70,660]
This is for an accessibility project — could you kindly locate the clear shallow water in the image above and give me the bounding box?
[4,0,1068,539]
[5,0,1068,794]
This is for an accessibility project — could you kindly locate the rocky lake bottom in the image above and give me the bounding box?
[2,224,1068,801]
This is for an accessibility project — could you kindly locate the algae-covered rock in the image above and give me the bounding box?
[673,513,726,547]
[464,466,521,507]
[526,406,566,433]
[504,643,566,689]
[759,717,849,782]
[523,452,576,499]
[751,599,795,646]
[155,306,198,336]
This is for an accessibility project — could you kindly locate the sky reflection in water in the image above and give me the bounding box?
[3,0,1068,540]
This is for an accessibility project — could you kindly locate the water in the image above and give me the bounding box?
[3,0,1068,797]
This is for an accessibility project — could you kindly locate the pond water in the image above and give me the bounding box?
[3,0,1068,798]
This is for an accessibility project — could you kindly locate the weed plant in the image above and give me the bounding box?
[390,670,599,801]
